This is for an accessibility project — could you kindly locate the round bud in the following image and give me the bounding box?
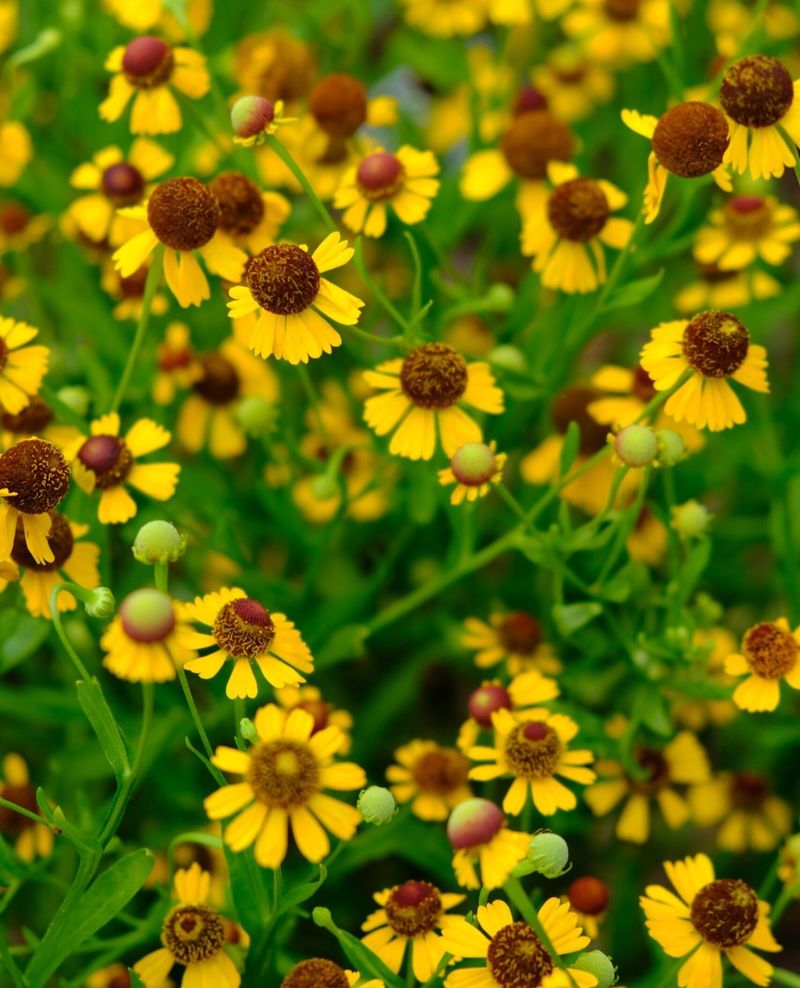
[489,344,527,372]
[527,831,570,878]
[234,395,275,437]
[447,798,505,849]
[357,786,396,825]
[239,717,257,741]
[486,283,515,312]
[573,951,617,988]
[56,386,90,418]
[468,683,512,728]
[656,429,686,467]
[230,95,275,139]
[119,588,175,643]
[84,587,115,619]
[671,500,712,540]
[132,520,185,564]
[450,442,498,487]
[614,424,658,468]
[310,474,340,501]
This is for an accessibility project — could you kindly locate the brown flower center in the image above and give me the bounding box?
[315,135,350,166]
[356,151,405,202]
[631,364,656,402]
[551,386,608,454]
[468,683,512,728]
[513,86,549,115]
[630,747,669,794]
[281,958,349,988]
[411,747,469,795]
[399,343,468,409]
[159,341,194,371]
[547,178,610,241]
[102,163,145,207]
[0,782,37,835]
[499,612,542,655]
[2,397,54,435]
[721,55,794,127]
[172,840,216,874]
[309,73,368,137]
[209,172,265,237]
[78,435,133,489]
[742,621,798,679]
[213,597,275,658]
[603,0,641,21]
[681,310,749,378]
[487,922,554,987]
[247,739,320,807]
[147,178,220,252]
[501,111,574,180]
[161,904,226,964]
[384,881,442,937]
[294,698,330,733]
[690,879,758,948]
[246,244,321,315]
[651,103,729,178]
[731,772,769,811]
[0,203,30,236]
[119,267,149,299]
[695,260,739,285]
[122,36,175,89]
[0,438,70,514]
[11,511,73,572]
[724,196,772,240]
[504,721,562,778]
[192,353,241,406]
[568,876,610,915]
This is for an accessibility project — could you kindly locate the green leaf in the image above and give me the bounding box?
[0,612,50,673]
[75,680,130,780]
[559,421,581,478]
[316,623,368,669]
[277,864,327,916]
[224,844,268,934]
[601,269,664,315]
[313,908,405,987]
[552,602,603,637]
[632,684,672,736]
[127,970,144,988]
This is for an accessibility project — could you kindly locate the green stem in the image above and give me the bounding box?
[773,969,800,988]
[772,881,800,924]
[110,246,163,413]
[504,877,578,987]
[298,363,330,445]
[154,559,169,593]
[353,237,413,335]
[0,796,53,831]
[50,588,91,680]
[496,484,531,525]
[0,932,27,988]
[176,663,215,763]
[265,134,337,233]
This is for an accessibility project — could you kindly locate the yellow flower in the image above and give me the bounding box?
[622,103,732,224]
[205,704,365,868]
[0,0,17,55]
[0,396,79,454]
[134,863,241,988]
[0,753,53,862]
[585,731,710,844]
[227,232,363,365]
[361,880,465,982]
[0,121,31,188]
[398,0,488,36]
[86,963,137,988]
[208,171,291,251]
[334,146,440,238]
[177,338,278,460]
[521,162,633,294]
[777,834,800,890]
[0,317,48,415]
[469,708,595,816]
[640,853,781,988]
[67,139,174,246]
[562,0,671,66]
[387,740,472,821]
[640,312,769,431]
[439,441,507,505]
[100,259,170,322]
[0,200,49,254]
[99,37,210,135]
[670,627,738,730]
[531,46,615,122]
[461,611,561,676]
[441,896,596,988]
[103,0,212,37]
[66,414,180,524]
[724,617,800,712]
[102,588,192,683]
[693,194,800,270]
[706,0,799,58]
[719,55,800,180]
[448,798,531,890]
[281,959,383,987]
[363,344,504,461]
[275,684,353,754]
[689,771,792,852]
[153,321,201,405]
[113,176,248,309]
[676,264,781,313]
[178,586,314,700]
[458,670,560,751]
[626,505,668,567]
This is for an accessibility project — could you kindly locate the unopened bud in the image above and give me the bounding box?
[132,520,185,564]
[57,386,91,418]
[573,951,617,987]
[84,586,115,618]
[527,831,570,878]
[231,95,275,141]
[235,396,275,437]
[447,798,504,849]
[614,424,658,468]
[656,428,686,467]
[450,442,499,487]
[357,786,396,825]
[490,344,526,372]
[671,500,712,540]
[119,589,175,643]
[239,718,257,741]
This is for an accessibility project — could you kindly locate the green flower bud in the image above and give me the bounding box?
[57,386,90,418]
[671,500,712,540]
[119,589,175,643]
[656,428,687,467]
[527,831,570,878]
[573,951,617,988]
[132,520,185,565]
[357,786,397,825]
[310,474,340,501]
[231,95,275,140]
[614,424,658,468]
[239,718,257,741]
[450,442,498,487]
[84,586,115,619]
[486,283,514,311]
[490,345,527,373]
[235,396,276,438]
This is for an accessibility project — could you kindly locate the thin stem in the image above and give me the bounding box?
[772,881,800,925]
[176,663,215,763]
[0,796,54,831]
[110,246,163,413]
[496,484,531,525]
[298,364,330,445]
[353,237,413,334]
[50,588,91,680]
[773,969,800,988]
[154,559,169,593]
[265,134,337,233]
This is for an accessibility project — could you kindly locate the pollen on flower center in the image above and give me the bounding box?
[399,343,468,409]
[0,782,37,835]
[161,904,226,964]
[147,177,220,252]
[356,152,405,202]
[0,438,71,514]
[209,172,265,237]
[213,597,275,658]
[504,721,562,778]
[486,922,554,988]
[122,36,175,89]
[651,103,729,178]
[547,178,610,242]
[720,55,794,128]
[742,621,798,678]
[11,511,73,572]
[551,387,609,454]
[501,111,574,180]
[499,612,542,655]
[309,73,368,137]
[411,747,469,794]
[245,244,321,315]
[281,958,350,988]
[724,196,772,240]
[681,311,749,378]
[603,0,641,22]
[102,163,145,206]
[193,353,241,406]
[384,881,443,937]
[2,397,54,435]
[690,879,759,948]
[78,435,133,489]
[247,739,320,807]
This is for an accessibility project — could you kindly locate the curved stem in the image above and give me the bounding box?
[110,246,163,414]
[265,135,337,233]
[49,587,91,680]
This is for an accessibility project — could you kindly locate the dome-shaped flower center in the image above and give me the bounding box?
[651,102,729,178]
[159,340,194,371]
[0,438,70,514]
[411,747,469,794]
[742,621,798,679]
[468,683,512,728]
[122,36,175,89]
[281,958,350,988]
[2,397,54,436]
[447,797,505,849]
[213,597,275,658]
[11,511,73,572]
[631,364,657,402]
[147,177,220,252]
[681,311,749,378]
[0,782,37,835]
[78,435,133,490]
[499,612,542,655]
[487,922,554,987]
[501,111,574,180]
[245,244,321,315]
[102,162,145,207]
[504,721,562,778]
[721,55,794,127]
[119,267,149,299]
[603,0,641,21]
[356,152,405,202]
[630,746,669,793]
[161,904,226,964]
[724,196,772,240]
[294,698,330,733]
[513,86,548,115]
[731,771,769,811]
[451,442,497,486]
[119,589,176,644]
[0,203,30,235]
[192,353,241,406]
[690,879,758,948]
[209,171,265,237]
[547,178,610,241]
[551,386,609,454]
[568,876,610,915]
[399,343,468,409]
[247,739,320,807]
[385,881,443,937]
[309,73,368,137]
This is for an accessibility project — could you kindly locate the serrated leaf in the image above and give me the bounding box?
[601,269,664,315]
[75,680,129,780]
